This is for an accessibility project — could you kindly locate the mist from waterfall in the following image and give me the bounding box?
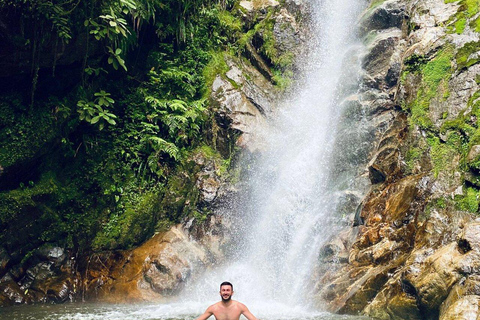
[180,0,368,317]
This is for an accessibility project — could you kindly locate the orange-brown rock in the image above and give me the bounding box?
[82,223,226,303]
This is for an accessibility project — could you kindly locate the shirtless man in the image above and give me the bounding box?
[196,282,259,320]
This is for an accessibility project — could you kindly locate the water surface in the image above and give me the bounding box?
[0,302,371,320]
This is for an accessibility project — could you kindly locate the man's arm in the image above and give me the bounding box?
[196,306,214,320]
[240,304,259,320]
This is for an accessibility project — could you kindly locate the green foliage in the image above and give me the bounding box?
[218,9,242,32]
[143,97,206,145]
[0,0,263,256]
[0,97,58,168]
[272,69,293,89]
[0,0,76,43]
[107,47,127,71]
[405,48,453,129]
[77,91,117,131]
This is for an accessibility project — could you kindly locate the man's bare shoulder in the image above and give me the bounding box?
[208,301,224,310]
[233,301,248,310]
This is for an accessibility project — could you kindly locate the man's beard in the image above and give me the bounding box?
[222,295,231,302]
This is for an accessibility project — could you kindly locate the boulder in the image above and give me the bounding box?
[82,223,227,302]
[272,8,303,58]
[362,28,403,89]
[467,145,480,163]
[359,0,407,34]
[440,275,480,319]
[0,273,26,305]
[440,295,480,320]
[211,57,276,151]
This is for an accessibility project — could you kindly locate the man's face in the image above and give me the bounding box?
[220,285,233,302]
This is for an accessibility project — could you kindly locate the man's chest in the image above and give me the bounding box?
[213,308,242,320]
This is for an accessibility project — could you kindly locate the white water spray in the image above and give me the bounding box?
[181,0,367,317]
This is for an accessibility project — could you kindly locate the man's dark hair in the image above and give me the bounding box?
[220,281,233,290]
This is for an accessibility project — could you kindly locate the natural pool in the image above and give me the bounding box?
[0,302,371,320]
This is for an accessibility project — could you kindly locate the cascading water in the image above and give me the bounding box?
[180,0,368,317]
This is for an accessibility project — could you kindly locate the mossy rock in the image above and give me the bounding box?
[456,41,480,71]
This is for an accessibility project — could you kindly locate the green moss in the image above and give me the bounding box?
[92,186,163,250]
[407,48,453,129]
[0,170,109,255]
[454,17,467,33]
[455,187,480,212]
[368,0,387,11]
[438,90,480,173]
[435,197,448,209]
[0,172,58,225]
[423,49,454,89]
[405,147,422,173]
[427,134,461,178]
[238,29,255,51]
[404,54,429,72]
[90,143,230,251]
[472,16,480,32]
[445,0,480,16]
[465,0,480,16]
[422,197,450,221]
[456,41,480,70]
[203,51,229,92]
[445,0,480,33]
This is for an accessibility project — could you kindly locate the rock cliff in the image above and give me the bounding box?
[315,0,480,319]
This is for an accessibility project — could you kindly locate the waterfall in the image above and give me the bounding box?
[0,1,371,319]
[181,0,368,317]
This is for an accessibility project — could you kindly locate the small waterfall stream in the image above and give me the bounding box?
[181,0,368,316]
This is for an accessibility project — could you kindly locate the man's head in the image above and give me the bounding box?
[219,281,233,302]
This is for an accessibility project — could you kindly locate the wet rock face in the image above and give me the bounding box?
[0,246,78,305]
[211,57,274,152]
[315,0,480,318]
[81,221,227,302]
[359,0,407,34]
[212,0,307,153]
